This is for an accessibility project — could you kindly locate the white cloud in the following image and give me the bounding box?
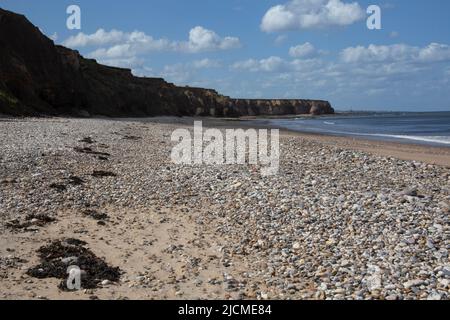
[63,27,241,62]
[192,58,221,69]
[417,43,450,63]
[274,35,288,45]
[289,42,316,58]
[290,57,325,71]
[88,35,172,59]
[232,56,287,72]
[63,29,127,47]
[340,43,450,63]
[340,44,413,63]
[231,59,260,72]
[261,0,365,32]
[260,56,286,72]
[232,56,324,73]
[182,26,241,53]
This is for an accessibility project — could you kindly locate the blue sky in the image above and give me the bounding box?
[2,0,450,111]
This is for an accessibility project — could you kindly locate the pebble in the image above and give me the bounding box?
[403,280,425,289]
[427,293,442,300]
[260,292,269,300]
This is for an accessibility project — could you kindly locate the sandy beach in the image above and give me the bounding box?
[0,117,449,300]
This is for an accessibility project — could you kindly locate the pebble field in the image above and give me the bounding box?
[0,117,449,300]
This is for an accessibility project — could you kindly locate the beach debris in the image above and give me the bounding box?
[1,178,17,184]
[83,209,109,221]
[27,239,121,291]
[6,214,56,231]
[49,176,84,191]
[49,183,67,192]
[73,146,110,157]
[122,135,142,141]
[68,176,85,186]
[26,213,57,225]
[0,256,27,278]
[0,256,27,269]
[398,187,418,197]
[91,170,117,178]
[79,137,95,144]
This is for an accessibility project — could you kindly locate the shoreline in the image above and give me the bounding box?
[2,115,450,166]
[138,116,450,167]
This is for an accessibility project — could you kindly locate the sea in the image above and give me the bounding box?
[269,111,450,147]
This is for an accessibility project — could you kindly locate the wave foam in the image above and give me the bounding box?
[367,134,450,145]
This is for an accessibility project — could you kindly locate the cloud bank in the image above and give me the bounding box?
[261,0,365,32]
[63,26,241,59]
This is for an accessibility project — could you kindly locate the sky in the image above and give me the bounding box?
[1,0,450,111]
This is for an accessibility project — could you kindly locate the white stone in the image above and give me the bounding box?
[427,293,442,300]
[403,279,424,289]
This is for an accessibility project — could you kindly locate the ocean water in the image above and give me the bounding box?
[269,112,450,147]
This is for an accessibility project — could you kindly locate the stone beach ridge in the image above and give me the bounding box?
[0,117,449,300]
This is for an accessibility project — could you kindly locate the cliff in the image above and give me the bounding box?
[0,8,334,117]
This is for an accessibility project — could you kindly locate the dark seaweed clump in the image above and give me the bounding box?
[6,214,56,231]
[91,171,116,178]
[27,239,121,290]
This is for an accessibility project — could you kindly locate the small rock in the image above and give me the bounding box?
[399,188,418,197]
[427,292,442,300]
[403,279,424,289]
[260,292,269,300]
[340,259,352,268]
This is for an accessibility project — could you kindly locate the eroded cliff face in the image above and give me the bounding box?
[178,87,333,117]
[0,8,334,117]
[227,98,333,116]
